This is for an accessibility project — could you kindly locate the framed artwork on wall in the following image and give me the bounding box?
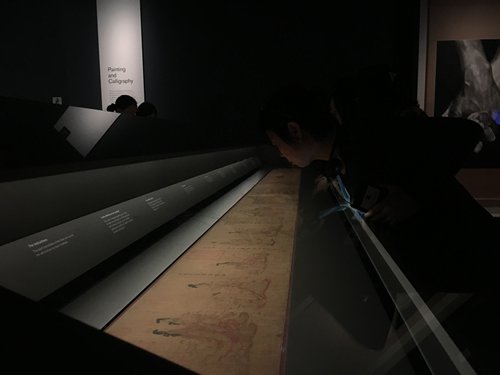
[435,39,500,166]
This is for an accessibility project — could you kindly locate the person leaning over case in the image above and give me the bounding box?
[258,69,500,297]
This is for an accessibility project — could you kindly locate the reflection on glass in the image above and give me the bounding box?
[286,165,488,374]
[53,106,119,157]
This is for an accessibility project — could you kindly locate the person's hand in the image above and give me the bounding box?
[364,185,419,225]
[313,175,329,195]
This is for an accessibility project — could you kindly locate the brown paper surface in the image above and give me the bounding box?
[105,168,301,375]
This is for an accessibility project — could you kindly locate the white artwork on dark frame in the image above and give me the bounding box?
[435,39,500,151]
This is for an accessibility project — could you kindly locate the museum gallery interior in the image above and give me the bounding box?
[1,1,500,374]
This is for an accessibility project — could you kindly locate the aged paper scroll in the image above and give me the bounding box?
[105,168,301,374]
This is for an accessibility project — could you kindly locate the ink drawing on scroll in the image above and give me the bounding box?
[105,169,301,375]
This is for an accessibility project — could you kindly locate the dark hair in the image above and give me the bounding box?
[107,95,137,113]
[136,101,158,117]
[259,85,338,143]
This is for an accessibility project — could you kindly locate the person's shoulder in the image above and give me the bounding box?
[426,116,483,137]
[425,115,479,127]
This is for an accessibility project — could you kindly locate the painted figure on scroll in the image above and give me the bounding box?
[258,65,500,296]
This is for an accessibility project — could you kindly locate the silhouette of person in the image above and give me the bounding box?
[106,94,137,116]
[136,101,158,117]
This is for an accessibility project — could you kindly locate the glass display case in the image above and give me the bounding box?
[0,96,493,374]
[286,163,491,375]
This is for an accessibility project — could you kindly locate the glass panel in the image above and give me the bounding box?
[345,197,499,374]
[286,165,480,374]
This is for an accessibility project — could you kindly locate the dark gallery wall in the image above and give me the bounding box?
[140,1,420,143]
[0,0,419,146]
[0,0,101,110]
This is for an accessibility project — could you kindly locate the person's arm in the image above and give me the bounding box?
[401,116,483,184]
[364,116,483,224]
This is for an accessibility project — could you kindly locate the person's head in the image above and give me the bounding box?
[259,85,339,167]
[136,101,158,117]
[106,95,137,115]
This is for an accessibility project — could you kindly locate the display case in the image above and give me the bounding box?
[0,97,488,374]
[286,164,479,375]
